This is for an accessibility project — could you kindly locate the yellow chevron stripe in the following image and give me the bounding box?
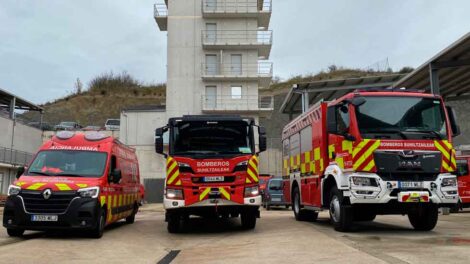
[55,183,72,191]
[219,188,230,200]
[166,157,173,165]
[442,160,451,171]
[16,181,26,187]
[26,183,46,190]
[175,179,182,186]
[246,177,252,183]
[199,187,211,201]
[249,160,258,173]
[167,170,180,185]
[76,183,88,188]
[247,168,258,182]
[352,139,371,158]
[363,159,376,171]
[354,140,380,170]
[442,140,452,150]
[434,140,450,160]
[167,161,177,174]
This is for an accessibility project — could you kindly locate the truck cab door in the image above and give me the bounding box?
[327,104,353,170]
[457,158,470,204]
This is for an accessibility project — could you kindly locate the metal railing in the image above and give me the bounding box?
[154,3,168,17]
[202,95,274,111]
[202,0,272,13]
[202,62,272,77]
[202,30,272,45]
[0,146,33,166]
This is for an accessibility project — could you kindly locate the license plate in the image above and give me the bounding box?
[272,198,281,202]
[204,176,224,182]
[398,191,429,203]
[31,215,58,222]
[399,181,423,189]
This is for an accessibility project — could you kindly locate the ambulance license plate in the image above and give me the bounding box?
[204,176,224,182]
[399,181,423,189]
[31,215,58,222]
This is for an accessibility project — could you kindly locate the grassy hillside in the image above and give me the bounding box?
[23,73,166,127]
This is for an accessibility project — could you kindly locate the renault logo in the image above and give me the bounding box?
[42,189,52,200]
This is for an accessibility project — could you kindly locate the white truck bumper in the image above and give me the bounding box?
[164,195,262,210]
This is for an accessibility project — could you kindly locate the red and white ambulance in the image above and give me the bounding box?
[3,131,141,238]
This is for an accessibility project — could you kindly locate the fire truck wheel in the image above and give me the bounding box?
[266,203,271,210]
[408,205,438,231]
[293,186,309,221]
[167,214,182,233]
[450,201,462,214]
[91,209,106,238]
[329,186,353,232]
[7,228,24,237]
[241,212,257,229]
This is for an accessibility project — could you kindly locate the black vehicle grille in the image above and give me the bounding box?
[377,173,439,182]
[20,190,77,214]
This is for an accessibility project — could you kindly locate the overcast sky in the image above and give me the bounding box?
[1,0,469,104]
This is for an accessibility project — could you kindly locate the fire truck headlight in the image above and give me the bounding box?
[7,185,21,196]
[166,189,184,199]
[244,186,259,197]
[234,161,248,172]
[441,177,457,187]
[351,177,377,187]
[77,187,100,199]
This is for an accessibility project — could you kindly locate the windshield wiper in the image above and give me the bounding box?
[363,129,408,139]
[28,171,52,176]
[54,173,84,177]
[405,129,442,139]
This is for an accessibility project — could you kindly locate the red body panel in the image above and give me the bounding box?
[14,133,141,225]
[457,156,470,204]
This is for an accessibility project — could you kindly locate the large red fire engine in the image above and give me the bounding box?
[282,90,460,231]
[155,115,266,233]
[453,154,470,212]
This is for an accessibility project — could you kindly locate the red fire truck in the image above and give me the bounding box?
[282,90,460,232]
[155,115,266,233]
[453,155,470,212]
[3,132,141,238]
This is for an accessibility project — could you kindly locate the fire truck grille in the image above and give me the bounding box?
[20,190,78,214]
[377,173,439,182]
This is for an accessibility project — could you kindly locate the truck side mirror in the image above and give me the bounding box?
[327,106,338,134]
[446,106,461,137]
[155,127,167,155]
[258,126,267,153]
[111,169,122,184]
[16,167,25,179]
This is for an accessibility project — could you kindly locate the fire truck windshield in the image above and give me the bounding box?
[355,96,448,139]
[27,150,108,177]
[171,120,254,157]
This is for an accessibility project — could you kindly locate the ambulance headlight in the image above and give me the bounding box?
[8,185,21,196]
[441,177,457,187]
[77,187,100,198]
[166,189,184,199]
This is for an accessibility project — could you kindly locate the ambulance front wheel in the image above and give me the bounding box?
[7,228,24,237]
[126,203,138,224]
[408,204,438,231]
[91,209,106,239]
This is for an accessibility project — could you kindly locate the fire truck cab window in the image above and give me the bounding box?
[336,105,350,134]
[456,159,469,177]
[171,121,254,156]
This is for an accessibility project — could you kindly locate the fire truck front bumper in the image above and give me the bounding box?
[345,172,459,207]
[164,195,262,210]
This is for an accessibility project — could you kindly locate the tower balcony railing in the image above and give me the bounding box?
[154,3,168,17]
[0,146,33,166]
[202,30,272,46]
[202,62,273,78]
[202,0,272,13]
[202,95,274,111]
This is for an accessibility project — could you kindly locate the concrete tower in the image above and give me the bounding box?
[154,0,273,119]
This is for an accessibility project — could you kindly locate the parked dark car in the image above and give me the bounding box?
[27,122,52,131]
[263,178,289,210]
[54,121,82,131]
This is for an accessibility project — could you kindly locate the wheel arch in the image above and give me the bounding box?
[322,175,337,208]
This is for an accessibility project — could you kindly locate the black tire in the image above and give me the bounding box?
[167,214,182,233]
[241,211,257,229]
[266,203,271,211]
[329,186,353,232]
[354,210,376,222]
[292,186,309,221]
[450,201,462,214]
[90,209,106,238]
[126,204,138,224]
[7,228,24,237]
[408,205,438,231]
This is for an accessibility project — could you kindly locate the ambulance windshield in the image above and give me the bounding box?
[171,120,254,157]
[356,96,448,139]
[27,150,108,177]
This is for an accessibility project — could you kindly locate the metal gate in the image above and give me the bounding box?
[143,178,165,203]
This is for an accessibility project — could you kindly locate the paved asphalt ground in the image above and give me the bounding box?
[1,205,470,264]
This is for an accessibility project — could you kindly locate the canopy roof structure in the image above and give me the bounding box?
[281,32,470,116]
[280,74,406,115]
[0,87,43,115]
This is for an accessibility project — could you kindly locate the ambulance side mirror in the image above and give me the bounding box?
[111,169,122,184]
[446,106,461,137]
[327,106,338,134]
[16,167,25,179]
[258,126,267,153]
